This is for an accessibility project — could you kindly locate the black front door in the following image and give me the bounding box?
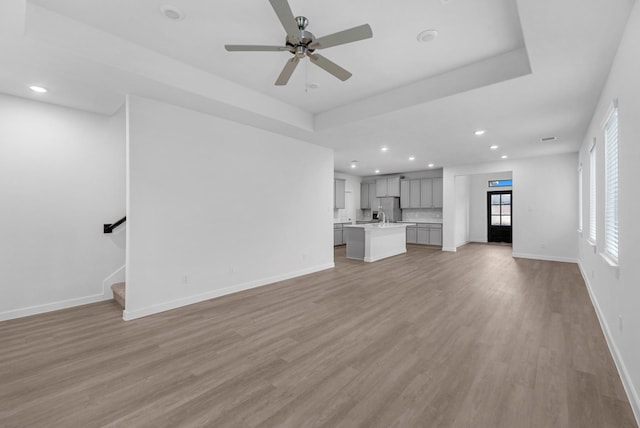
[487,191,512,243]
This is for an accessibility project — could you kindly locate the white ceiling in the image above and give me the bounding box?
[0,0,635,176]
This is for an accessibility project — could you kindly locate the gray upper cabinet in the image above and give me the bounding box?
[417,177,443,208]
[369,184,377,210]
[401,179,423,208]
[361,182,378,210]
[400,180,411,208]
[387,176,400,197]
[432,177,443,208]
[376,176,401,197]
[410,180,421,208]
[361,183,370,209]
[375,178,387,197]
[334,179,346,209]
[420,178,433,208]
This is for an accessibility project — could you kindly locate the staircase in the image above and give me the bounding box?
[111,282,126,308]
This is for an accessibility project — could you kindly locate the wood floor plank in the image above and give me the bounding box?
[0,243,636,427]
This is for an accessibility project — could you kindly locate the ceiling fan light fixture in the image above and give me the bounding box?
[160,5,184,21]
[417,29,438,43]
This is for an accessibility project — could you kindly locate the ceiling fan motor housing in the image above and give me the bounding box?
[286,16,316,56]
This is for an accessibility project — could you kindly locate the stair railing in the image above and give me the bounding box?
[104,216,126,233]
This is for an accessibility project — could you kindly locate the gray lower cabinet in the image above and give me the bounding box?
[417,227,429,245]
[334,223,350,246]
[429,227,443,245]
[406,226,417,244]
[406,223,442,246]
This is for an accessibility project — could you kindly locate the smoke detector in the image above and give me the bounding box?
[160,5,185,21]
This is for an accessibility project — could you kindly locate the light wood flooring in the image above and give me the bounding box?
[0,243,636,427]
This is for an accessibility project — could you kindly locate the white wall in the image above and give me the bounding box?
[577,1,640,421]
[469,171,513,243]
[0,94,125,320]
[125,95,334,320]
[443,152,578,261]
[454,175,470,247]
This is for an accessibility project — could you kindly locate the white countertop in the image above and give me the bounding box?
[345,223,414,229]
[398,219,443,224]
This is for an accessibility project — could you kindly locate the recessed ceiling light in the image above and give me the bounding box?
[350,160,358,169]
[381,147,388,152]
[490,145,499,150]
[409,156,415,161]
[501,155,508,159]
[29,85,47,93]
[306,83,320,90]
[428,163,435,168]
[375,169,380,174]
[160,5,185,21]
[474,130,486,136]
[417,29,439,43]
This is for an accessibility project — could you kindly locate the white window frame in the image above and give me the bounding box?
[602,101,619,265]
[578,166,583,233]
[588,140,597,245]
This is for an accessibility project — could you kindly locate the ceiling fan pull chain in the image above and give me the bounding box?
[305,57,309,93]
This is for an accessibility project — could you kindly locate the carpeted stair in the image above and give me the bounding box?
[111,282,126,308]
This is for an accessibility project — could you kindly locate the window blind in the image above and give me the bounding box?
[589,142,596,243]
[604,106,619,260]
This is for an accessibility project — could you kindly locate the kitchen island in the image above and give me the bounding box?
[344,223,414,262]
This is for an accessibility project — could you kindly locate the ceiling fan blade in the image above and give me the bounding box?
[308,24,372,50]
[308,54,352,81]
[269,0,300,44]
[225,44,289,52]
[275,57,300,86]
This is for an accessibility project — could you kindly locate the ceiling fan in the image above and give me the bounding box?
[224,0,373,86]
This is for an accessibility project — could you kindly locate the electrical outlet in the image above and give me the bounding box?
[619,315,623,333]
[182,274,189,285]
[230,265,235,274]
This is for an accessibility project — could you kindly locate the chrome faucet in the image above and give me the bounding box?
[378,207,387,225]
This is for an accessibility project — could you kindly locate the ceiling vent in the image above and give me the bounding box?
[540,136,557,142]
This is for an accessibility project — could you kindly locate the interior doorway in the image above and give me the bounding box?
[487,191,512,243]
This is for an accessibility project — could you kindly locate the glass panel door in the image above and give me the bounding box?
[487,191,512,243]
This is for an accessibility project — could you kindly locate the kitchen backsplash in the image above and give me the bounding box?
[402,208,443,221]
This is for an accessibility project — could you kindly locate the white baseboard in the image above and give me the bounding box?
[454,240,470,249]
[0,293,108,322]
[123,262,335,321]
[442,246,457,252]
[578,262,640,425]
[511,252,578,263]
